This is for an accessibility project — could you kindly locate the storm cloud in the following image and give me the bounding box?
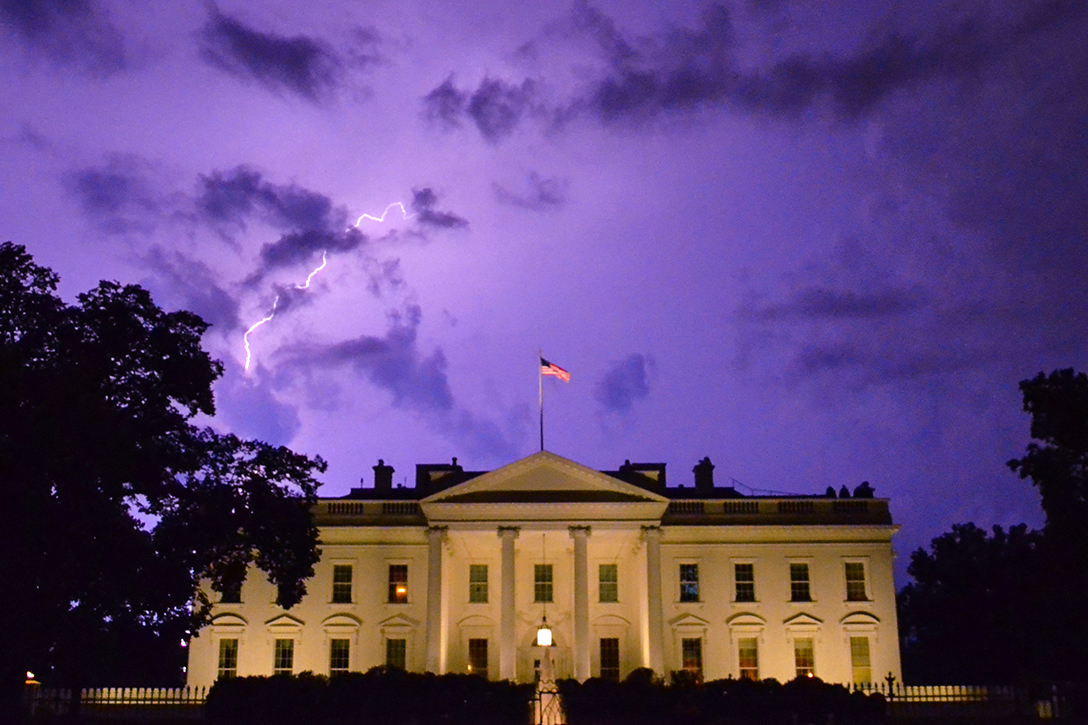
[0,0,125,73]
[595,354,652,414]
[493,172,566,212]
[200,7,342,103]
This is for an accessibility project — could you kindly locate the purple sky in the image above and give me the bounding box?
[3,0,1085,583]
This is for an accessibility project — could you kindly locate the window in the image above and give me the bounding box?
[734,563,755,602]
[217,639,238,680]
[600,638,620,681]
[599,564,618,603]
[794,638,815,678]
[332,564,353,603]
[681,638,703,680]
[386,638,406,670]
[790,563,811,602]
[219,579,242,604]
[468,638,488,678]
[273,639,294,675]
[738,638,759,680]
[388,564,408,603]
[679,564,699,602]
[845,562,868,601]
[850,637,872,684]
[329,639,350,675]
[534,564,553,603]
[469,564,488,603]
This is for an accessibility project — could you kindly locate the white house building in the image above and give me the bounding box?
[187,451,901,688]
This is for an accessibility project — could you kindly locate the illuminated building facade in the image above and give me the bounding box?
[187,451,901,687]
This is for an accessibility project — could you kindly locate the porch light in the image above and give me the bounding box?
[536,616,552,647]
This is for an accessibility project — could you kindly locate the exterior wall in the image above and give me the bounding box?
[188,520,899,687]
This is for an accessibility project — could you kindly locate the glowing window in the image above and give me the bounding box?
[388,564,408,603]
[217,639,238,680]
[738,638,759,680]
[850,637,872,684]
[794,638,815,678]
[468,638,488,678]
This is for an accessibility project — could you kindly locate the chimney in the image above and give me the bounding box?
[373,459,394,492]
[694,457,715,491]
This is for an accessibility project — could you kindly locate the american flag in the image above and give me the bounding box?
[540,357,571,382]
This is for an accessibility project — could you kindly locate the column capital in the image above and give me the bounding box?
[497,525,520,539]
[427,525,448,539]
[641,525,662,539]
[568,525,591,540]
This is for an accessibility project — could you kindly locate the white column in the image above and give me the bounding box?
[570,526,591,681]
[643,525,665,675]
[499,526,520,680]
[425,526,447,673]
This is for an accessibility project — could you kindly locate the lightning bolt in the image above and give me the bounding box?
[352,201,414,227]
[243,251,327,373]
[242,201,412,373]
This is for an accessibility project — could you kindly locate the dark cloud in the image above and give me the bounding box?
[197,166,365,279]
[0,0,125,74]
[493,172,566,211]
[422,75,540,141]
[422,75,469,128]
[467,77,538,142]
[142,248,240,332]
[64,156,162,234]
[411,188,468,230]
[346,25,382,68]
[199,7,341,103]
[745,287,926,322]
[595,354,652,414]
[426,1,1085,138]
[283,304,453,413]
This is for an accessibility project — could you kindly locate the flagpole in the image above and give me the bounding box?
[538,348,544,451]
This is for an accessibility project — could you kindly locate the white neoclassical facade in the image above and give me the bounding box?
[187,451,901,687]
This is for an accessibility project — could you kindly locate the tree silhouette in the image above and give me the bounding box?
[0,242,325,716]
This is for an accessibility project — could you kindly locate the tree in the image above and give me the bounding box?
[897,523,1047,683]
[0,243,325,716]
[1008,369,1088,542]
[1007,368,1088,679]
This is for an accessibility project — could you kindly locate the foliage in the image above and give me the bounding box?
[556,673,884,725]
[898,368,1088,684]
[897,523,1047,684]
[1008,368,1088,542]
[0,243,325,705]
[204,669,534,724]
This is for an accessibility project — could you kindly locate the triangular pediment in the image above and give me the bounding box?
[783,612,823,630]
[669,613,711,630]
[423,451,667,504]
[265,613,304,630]
[379,614,419,630]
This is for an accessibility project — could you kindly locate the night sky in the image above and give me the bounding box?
[3,0,1085,583]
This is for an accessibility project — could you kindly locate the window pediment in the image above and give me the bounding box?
[322,613,362,630]
[783,612,823,632]
[669,613,710,631]
[380,614,419,632]
[727,612,767,628]
[210,613,247,631]
[841,611,880,631]
[265,613,304,631]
